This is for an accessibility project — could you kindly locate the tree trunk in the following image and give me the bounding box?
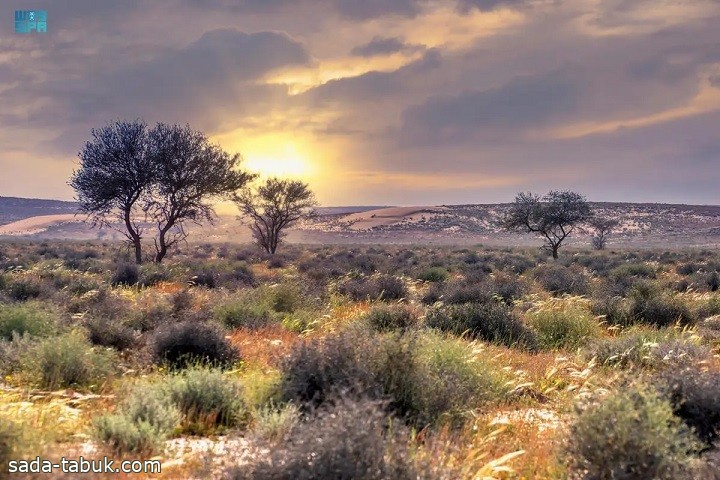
[133,239,142,264]
[552,244,559,259]
[123,208,143,264]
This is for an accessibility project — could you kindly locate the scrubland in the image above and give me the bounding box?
[0,240,719,479]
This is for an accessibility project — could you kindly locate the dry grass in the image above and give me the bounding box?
[229,324,301,369]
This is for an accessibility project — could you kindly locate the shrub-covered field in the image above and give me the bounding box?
[0,240,719,478]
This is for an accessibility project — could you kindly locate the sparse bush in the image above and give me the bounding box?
[590,294,630,326]
[93,383,180,454]
[425,303,537,350]
[167,367,245,433]
[188,271,216,288]
[251,403,300,444]
[657,369,720,446]
[487,273,528,304]
[532,264,589,296]
[565,384,702,479]
[527,300,601,350]
[337,274,407,301]
[0,302,55,340]
[230,397,427,480]
[280,327,507,426]
[629,282,695,326]
[280,327,376,409]
[267,256,285,269]
[364,304,418,332]
[151,320,239,369]
[4,277,42,301]
[25,330,117,390]
[418,267,449,283]
[587,328,709,369]
[85,316,136,350]
[214,300,272,330]
[270,284,302,313]
[138,264,170,287]
[111,263,139,286]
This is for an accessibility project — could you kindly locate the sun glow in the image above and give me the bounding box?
[239,136,315,179]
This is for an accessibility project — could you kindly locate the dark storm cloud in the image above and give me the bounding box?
[456,0,530,13]
[399,70,579,144]
[351,36,424,57]
[1,28,310,155]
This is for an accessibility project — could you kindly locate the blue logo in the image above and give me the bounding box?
[15,10,47,33]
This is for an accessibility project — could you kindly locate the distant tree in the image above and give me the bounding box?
[588,216,620,250]
[70,121,254,263]
[69,120,155,264]
[501,191,593,259]
[235,178,317,254]
[147,123,255,263]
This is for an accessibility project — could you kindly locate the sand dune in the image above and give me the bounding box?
[0,214,84,236]
[340,206,446,230]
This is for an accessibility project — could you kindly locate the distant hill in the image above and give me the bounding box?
[0,197,719,248]
[0,196,79,226]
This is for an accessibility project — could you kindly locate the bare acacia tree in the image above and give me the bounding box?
[500,190,592,259]
[69,120,155,264]
[588,216,619,250]
[235,178,317,254]
[147,123,256,263]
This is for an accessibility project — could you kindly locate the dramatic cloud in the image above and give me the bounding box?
[1,0,719,204]
[351,36,424,57]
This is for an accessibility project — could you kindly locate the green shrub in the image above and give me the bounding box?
[532,264,589,296]
[214,300,272,330]
[364,304,418,332]
[151,320,239,369]
[526,300,601,350]
[565,384,701,479]
[0,302,55,340]
[280,327,509,427]
[629,283,695,327]
[418,267,449,283]
[251,403,300,444]
[590,295,630,326]
[425,302,537,351]
[93,383,180,455]
[85,316,136,350]
[25,330,117,390]
[337,274,408,301]
[587,328,709,370]
[229,396,433,480]
[167,367,245,434]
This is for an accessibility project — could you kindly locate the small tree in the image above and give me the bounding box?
[501,190,592,259]
[236,178,317,254]
[588,216,619,250]
[70,120,155,264]
[147,124,255,263]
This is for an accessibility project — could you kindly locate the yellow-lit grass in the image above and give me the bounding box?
[229,324,302,369]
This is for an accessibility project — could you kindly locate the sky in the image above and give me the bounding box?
[1,0,719,206]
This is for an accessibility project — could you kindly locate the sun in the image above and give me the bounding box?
[243,141,313,179]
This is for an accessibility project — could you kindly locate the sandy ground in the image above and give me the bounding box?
[0,214,84,236]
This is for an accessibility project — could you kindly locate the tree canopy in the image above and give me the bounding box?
[235,178,317,254]
[500,190,592,259]
[70,120,255,263]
